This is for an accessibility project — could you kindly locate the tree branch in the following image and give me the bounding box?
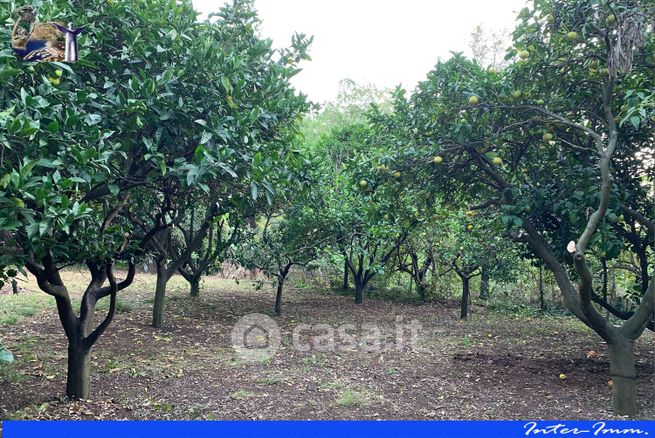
[621,271,655,340]
[84,263,118,350]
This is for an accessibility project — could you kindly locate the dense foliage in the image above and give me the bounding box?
[0,0,652,418]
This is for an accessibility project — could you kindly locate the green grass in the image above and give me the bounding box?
[230,389,256,399]
[96,298,133,314]
[319,381,344,390]
[336,389,372,407]
[0,363,25,384]
[0,292,53,326]
[255,376,281,385]
[384,367,399,376]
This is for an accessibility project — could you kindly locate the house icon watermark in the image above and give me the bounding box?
[231,313,424,363]
[231,313,282,363]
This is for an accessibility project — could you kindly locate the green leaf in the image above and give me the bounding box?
[109,184,120,196]
[250,182,258,200]
[50,62,74,74]
[38,221,50,236]
[0,174,10,188]
[221,76,232,94]
[161,68,174,83]
[52,170,61,184]
[200,131,212,145]
[629,116,640,129]
[84,114,102,126]
[253,152,262,166]
[20,159,38,176]
[46,120,60,132]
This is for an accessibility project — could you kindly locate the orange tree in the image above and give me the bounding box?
[314,122,440,304]
[374,0,653,416]
[0,0,309,398]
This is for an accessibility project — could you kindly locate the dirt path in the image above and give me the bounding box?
[1,271,653,420]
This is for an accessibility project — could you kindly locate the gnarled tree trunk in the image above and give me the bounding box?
[480,268,490,301]
[607,336,637,416]
[66,341,91,399]
[152,260,170,329]
[274,263,291,316]
[26,258,130,400]
[354,281,367,304]
[189,276,201,297]
[416,280,426,304]
[275,278,284,316]
[460,276,470,319]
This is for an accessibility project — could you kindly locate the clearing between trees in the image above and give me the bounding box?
[1,270,653,420]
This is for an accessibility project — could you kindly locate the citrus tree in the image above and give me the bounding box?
[0,0,309,398]
[176,207,241,298]
[237,200,331,316]
[316,123,438,304]
[378,0,653,416]
[116,0,310,328]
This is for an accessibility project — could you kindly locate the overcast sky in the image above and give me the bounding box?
[192,0,527,104]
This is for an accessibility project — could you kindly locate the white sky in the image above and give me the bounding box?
[192,0,527,104]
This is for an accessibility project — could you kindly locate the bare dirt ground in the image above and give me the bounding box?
[1,269,653,420]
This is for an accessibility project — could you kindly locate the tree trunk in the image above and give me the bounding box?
[342,261,349,290]
[480,268,490,300]
[189,276,201,297]
[354,282,365,304]
[416,279,426,303]
[460,276,470,319]
[607,337,637,417]
[66,341,90,400]
[152,262,170,328]
[275,278,284,316]
[539,266,545,311]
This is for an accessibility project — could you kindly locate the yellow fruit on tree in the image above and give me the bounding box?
[467,224,474,231]
[433,156,443,164]
[606,15,616,25]
[359,180,367,188]
[559,373,567,380]
[512,90,522,99]
[392,171,401,179]
[55,69,63,77]
[492,157,503,165]
[545,14,554,23]
[566,31,578,41]
[518,50,530,60]
[468,95,479,105]
[542,132,554,142]
[48,77,60,86]
[618,214,625,222]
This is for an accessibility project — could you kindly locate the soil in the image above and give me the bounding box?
[0,270,653,420]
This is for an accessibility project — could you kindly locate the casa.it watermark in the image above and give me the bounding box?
[231,313,423,362]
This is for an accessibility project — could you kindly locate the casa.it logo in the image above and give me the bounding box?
[11,6,84,63]
[231,313,282,363]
